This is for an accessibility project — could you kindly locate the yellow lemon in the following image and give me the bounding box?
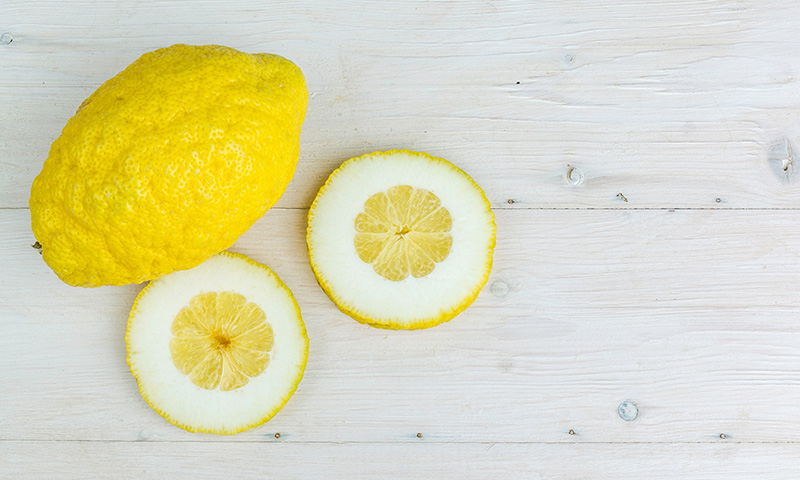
[126,251,309,434]
[307,150,496,330]
[29,44,308,287]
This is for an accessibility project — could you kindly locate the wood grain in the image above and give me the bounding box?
[4,208,800,444]
[3,0,800,209]
[6,441,800,480]
[3,0,800,477]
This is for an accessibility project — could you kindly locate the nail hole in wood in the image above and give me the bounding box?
[566,166,583,186]
[769,138,794,182]
[416,433,423,438]
[568,429,576,435]
[491,280,509,298]
[618,400,638,421]
[274,433,281,439]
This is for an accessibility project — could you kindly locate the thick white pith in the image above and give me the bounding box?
[126,252,308,434]
[308,151,495,329]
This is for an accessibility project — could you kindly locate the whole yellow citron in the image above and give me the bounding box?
[29,44,308,287]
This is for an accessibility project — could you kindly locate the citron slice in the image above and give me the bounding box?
[307,150,496,330]
[126,251,308,434]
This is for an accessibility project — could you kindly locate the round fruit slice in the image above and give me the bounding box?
[307,150,496,330]
[126,251,308,434]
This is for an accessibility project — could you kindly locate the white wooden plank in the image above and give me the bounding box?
[3,0,800,209]
[5,441,800,480]
[3,208,800,442]
[5,2,800,472]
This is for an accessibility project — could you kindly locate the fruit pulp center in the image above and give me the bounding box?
[169,291,274,391]
[211,332,232,350]
[354,185,453,282]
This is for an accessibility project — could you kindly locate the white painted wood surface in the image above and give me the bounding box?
[3,1,800,478]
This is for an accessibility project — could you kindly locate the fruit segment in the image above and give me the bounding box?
[354,185,453,281]
[169,291,273,391]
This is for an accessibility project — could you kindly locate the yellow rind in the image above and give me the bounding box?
[30,44,308,287]
[125,250,309,435]
[307,149,496,330]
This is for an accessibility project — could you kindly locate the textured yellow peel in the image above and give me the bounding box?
[30,44,308,287]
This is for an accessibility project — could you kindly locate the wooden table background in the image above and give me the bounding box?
[3,1,800,478]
